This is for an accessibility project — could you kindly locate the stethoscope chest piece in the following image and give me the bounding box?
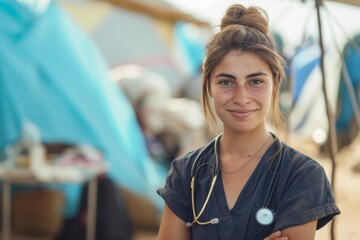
[255,207,274,225]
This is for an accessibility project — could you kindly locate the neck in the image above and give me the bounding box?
[220,128,272,156]
[219,130,273,175]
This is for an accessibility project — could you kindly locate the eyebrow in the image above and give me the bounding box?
[214,71,268,79]
[246,72,268,78]
[214,73,235,79]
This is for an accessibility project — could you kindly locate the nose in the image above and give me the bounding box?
[232,87,250,105]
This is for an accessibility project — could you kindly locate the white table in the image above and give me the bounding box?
[0,164,106,240]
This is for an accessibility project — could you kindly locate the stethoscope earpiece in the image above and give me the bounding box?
[186,218,219,228]
[210,218,219,224]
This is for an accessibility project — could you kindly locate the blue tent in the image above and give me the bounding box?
[290,42,321,104]
[336,34,360,133]
[0,0,166,217]
[288,42,321,132]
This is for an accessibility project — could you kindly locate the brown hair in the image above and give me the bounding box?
[201,4,286,135]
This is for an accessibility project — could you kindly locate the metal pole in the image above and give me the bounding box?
[87,177,98,240]
[315,1,338,240]
[3,181,11,240]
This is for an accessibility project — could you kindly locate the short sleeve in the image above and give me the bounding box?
[274,157,340,231]
[157,155,192,222]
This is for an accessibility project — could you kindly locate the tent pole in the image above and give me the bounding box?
[315,1,338,240]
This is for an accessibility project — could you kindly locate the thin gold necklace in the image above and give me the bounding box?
[221,135,272,175]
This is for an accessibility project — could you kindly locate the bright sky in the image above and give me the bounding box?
[164,0,360,55]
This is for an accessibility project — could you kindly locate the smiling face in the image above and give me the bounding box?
[210,50,274,134]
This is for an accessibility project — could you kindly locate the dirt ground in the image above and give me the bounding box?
[313,156,360,240]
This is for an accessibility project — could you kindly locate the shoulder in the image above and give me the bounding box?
[157,146,207,222]
[274,143,340,231]
[277,142,330,190]
[172,147,204,170]
[168,146,206,181]
[281,143,324,172]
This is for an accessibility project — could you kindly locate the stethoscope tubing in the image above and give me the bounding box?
[191,134,221,177]
[188,133,283,227]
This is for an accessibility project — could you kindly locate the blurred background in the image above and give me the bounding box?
[0,0,360,239]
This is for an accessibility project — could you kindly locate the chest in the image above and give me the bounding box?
[192,167,278,240]
[221,170,251,209]
[221,158,260,210]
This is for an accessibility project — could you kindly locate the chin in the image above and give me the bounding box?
[227,124,257,133]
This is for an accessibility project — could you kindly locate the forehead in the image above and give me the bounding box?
[213,50,272,77]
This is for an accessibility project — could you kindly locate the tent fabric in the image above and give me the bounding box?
[90,4,182,94]
[290,42,321,103]
[328,0,360,7]
[336,33,360,132]
[0,0,166,217]
[173,22,205,78]
[62,0,211,96]
[288,44,341,139]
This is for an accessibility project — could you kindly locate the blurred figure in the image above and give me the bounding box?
[110,64,207,168]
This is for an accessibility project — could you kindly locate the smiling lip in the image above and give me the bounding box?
[228,109,258,118]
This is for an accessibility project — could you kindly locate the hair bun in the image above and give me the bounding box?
[220,4,269,35]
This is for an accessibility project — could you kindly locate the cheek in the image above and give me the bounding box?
[262,92,273,105]
[254,89,273,109]
[212,90,232,105]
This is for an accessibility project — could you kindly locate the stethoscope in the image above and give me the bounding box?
[186,133,283,228]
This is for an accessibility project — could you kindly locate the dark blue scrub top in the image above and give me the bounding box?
[157,139,340,240]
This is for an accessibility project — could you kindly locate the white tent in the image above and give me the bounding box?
[60,0,211,95]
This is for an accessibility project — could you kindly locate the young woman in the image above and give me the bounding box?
[157,4,340,240]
